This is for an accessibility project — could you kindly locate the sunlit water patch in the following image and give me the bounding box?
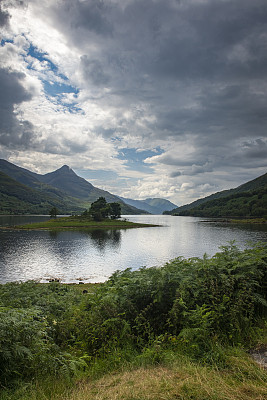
[0,215,266,283]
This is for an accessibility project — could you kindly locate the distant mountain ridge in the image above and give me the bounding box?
[0,171,84,215]
[169,172,267,218]
[120,196,178,214]
[0,160,147,215]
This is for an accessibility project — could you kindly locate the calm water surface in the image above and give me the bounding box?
[0,215,266,283]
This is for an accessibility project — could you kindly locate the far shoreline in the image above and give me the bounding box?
[198,217,267,224]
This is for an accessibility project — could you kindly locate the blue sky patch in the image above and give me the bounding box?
[43,81,79,96]
[118,147,164,173]
[26,44,80,104]
[28,44,60,75]
[1,39,13,46]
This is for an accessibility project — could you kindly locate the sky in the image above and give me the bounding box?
[0,0,266,206]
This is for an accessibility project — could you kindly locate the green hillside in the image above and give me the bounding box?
[0,159,42,188]
[0,160,83,203]
[0,160,146,215]
[169,173,267,217]
[176,185,267,218]
[0,172,85,215]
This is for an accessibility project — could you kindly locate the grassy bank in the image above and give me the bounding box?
[0,243,266,399]
[4,350,267,400]
[11,216,158,230]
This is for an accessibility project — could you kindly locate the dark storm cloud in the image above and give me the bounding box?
[151,0,267,81]
[80,56,110,86]
[49,0,113,46]
[70,0,113,35]
[0,68,34,148]
[50,0,267,84]
[242,139,267,159]
[35,0,267,171]
[154,81,267,142]
[0,4,10,27]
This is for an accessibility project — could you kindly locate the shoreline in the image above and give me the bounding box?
[1,216,159,231]
[200,217,267,224]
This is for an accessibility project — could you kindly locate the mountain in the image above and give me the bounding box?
[120,196,178,214]
[169,172,267,218]
[37,165,146,214]
[144,198,178,214]
[0,159,81,202]
[0,159,146,215]
[0,159,47,189]
[40,165,121,203]
[0,171,84,215]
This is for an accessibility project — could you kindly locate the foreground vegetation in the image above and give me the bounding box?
[0,243,266,399]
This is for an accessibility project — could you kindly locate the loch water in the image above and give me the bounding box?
[0,214,266,284]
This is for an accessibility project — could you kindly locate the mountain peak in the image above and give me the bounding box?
[54,165,76,175]
[59,165,72,171]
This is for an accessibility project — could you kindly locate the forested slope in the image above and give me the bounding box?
[0,171,85,214]
[170,172,267,217]
[176,186,267,217]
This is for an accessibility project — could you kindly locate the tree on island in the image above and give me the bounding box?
[84,197,121,221]
[49,207,58,218]
[109,202,121,219]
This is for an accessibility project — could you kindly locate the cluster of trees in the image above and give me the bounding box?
[49,207,58,218]
[82,197,121,221]
[48,197,122,221]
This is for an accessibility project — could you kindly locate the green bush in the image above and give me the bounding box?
[0,283,86,385]
[76,242,267,360]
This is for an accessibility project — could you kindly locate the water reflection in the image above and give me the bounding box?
[88,229,121,251]
[49,229,121,251]
[0,215,266,284]
[0,215,50,226]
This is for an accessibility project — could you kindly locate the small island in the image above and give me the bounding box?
[15,216,157,230]
[15,197,158,230]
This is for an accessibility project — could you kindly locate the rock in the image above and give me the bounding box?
[250,346,267,369]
